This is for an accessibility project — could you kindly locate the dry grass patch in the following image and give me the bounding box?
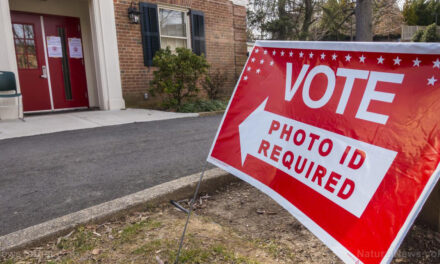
[1,181,439,264]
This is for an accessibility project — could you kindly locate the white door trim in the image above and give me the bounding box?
[89,0,125,110]
[40,15,55,110]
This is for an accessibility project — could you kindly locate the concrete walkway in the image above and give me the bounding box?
[0,109,198,140]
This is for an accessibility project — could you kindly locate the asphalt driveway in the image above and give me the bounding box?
[0,115,222,236]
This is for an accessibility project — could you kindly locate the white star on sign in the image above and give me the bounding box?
[332,53,337,60]
[433,59,440,68]
[377,56,385,64]
[359,55,366,63]
[243,75,248,81]
[260,59,265,64]
[309,52,314,58]
[281,51,285,56]
[272,50,277,55]
[289,51,293,57]
[320,53,326,60]
[413,58,421,67]
[247,66,251,71]
[427,76,437,86]
[270,61,274,66]
[264,50,268,55]
[251,58,256,63]
[255,49,259,53]
[345,54,351,62]
[393,56,402,65]
[299,52,304,58]
[256,69,261,74]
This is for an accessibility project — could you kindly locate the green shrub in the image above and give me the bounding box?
[202,69,228,100]
[421,23,439,42]
[149,47,209,108]
[178,100,228,113]
[403,0,440,26]
[412,28,424,41]
[412,23,440,42]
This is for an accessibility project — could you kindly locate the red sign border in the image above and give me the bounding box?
[207,41,440,264]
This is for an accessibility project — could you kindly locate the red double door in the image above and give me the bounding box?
[11,12,89,112]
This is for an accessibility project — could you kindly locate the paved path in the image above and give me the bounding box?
[0,115,222,236]
[0,109,197,140]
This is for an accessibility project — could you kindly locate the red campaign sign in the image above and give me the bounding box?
[207,41,440,264]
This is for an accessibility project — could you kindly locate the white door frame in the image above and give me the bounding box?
[88,0,125,111]
[0,0,125,119]
[0,0,22,119]
[39,15,55,111]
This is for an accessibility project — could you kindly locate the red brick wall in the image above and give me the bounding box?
[113,0,247,107]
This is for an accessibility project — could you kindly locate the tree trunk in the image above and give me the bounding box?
[300,0,313,40]
[355,0,373,41]
[277,0,288,39]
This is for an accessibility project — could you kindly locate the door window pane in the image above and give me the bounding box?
[17,54,27,68]
[24,25,34,38]
[13,24,24,38]
[27,55,38,69]
[13,23,38,69]
[26,40,36,55]
[15,39,25,54]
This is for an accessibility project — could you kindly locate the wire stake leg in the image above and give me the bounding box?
[174,161,208,264]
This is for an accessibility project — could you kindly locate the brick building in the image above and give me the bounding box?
[115,0,248,107]
[0,0,247,119]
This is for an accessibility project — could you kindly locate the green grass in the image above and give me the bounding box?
[119,219,162,243]
[132,234,260,264]
[56,226,96,253]
[1,214,294,264]
[132,239,163,255]
[252,238,295,260]
[0,260,15,264]
[170,244,259,264]
[211,244,260,264]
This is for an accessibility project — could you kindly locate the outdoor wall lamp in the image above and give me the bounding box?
[128,2,140,24]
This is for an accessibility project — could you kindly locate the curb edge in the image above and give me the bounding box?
[0,168,234,252]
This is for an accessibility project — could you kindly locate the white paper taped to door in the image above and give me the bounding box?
[68,38,83,58]
[47,36,62,58]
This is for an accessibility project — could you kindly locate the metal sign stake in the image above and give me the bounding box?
[174,161,208,264]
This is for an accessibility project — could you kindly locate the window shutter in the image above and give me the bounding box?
[140,2,160,66]
[190,10,206,56]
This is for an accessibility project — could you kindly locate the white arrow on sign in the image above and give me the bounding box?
[238,98,397,217]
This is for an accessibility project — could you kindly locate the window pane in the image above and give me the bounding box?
[27,55,38,69]
[24,25,34,39]
[15,39,25,54]
[160,37,187,50]
[13,24,24,38]
[160,9,186,37]
[16,54,27,69]
[26,40,36,55]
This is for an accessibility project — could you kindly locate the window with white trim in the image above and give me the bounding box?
[139,2,206,66]
[158,7,191,51]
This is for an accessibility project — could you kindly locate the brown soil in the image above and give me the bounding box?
[1,181,439,264]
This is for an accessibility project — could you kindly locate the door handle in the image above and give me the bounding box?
[41,65,48,79]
